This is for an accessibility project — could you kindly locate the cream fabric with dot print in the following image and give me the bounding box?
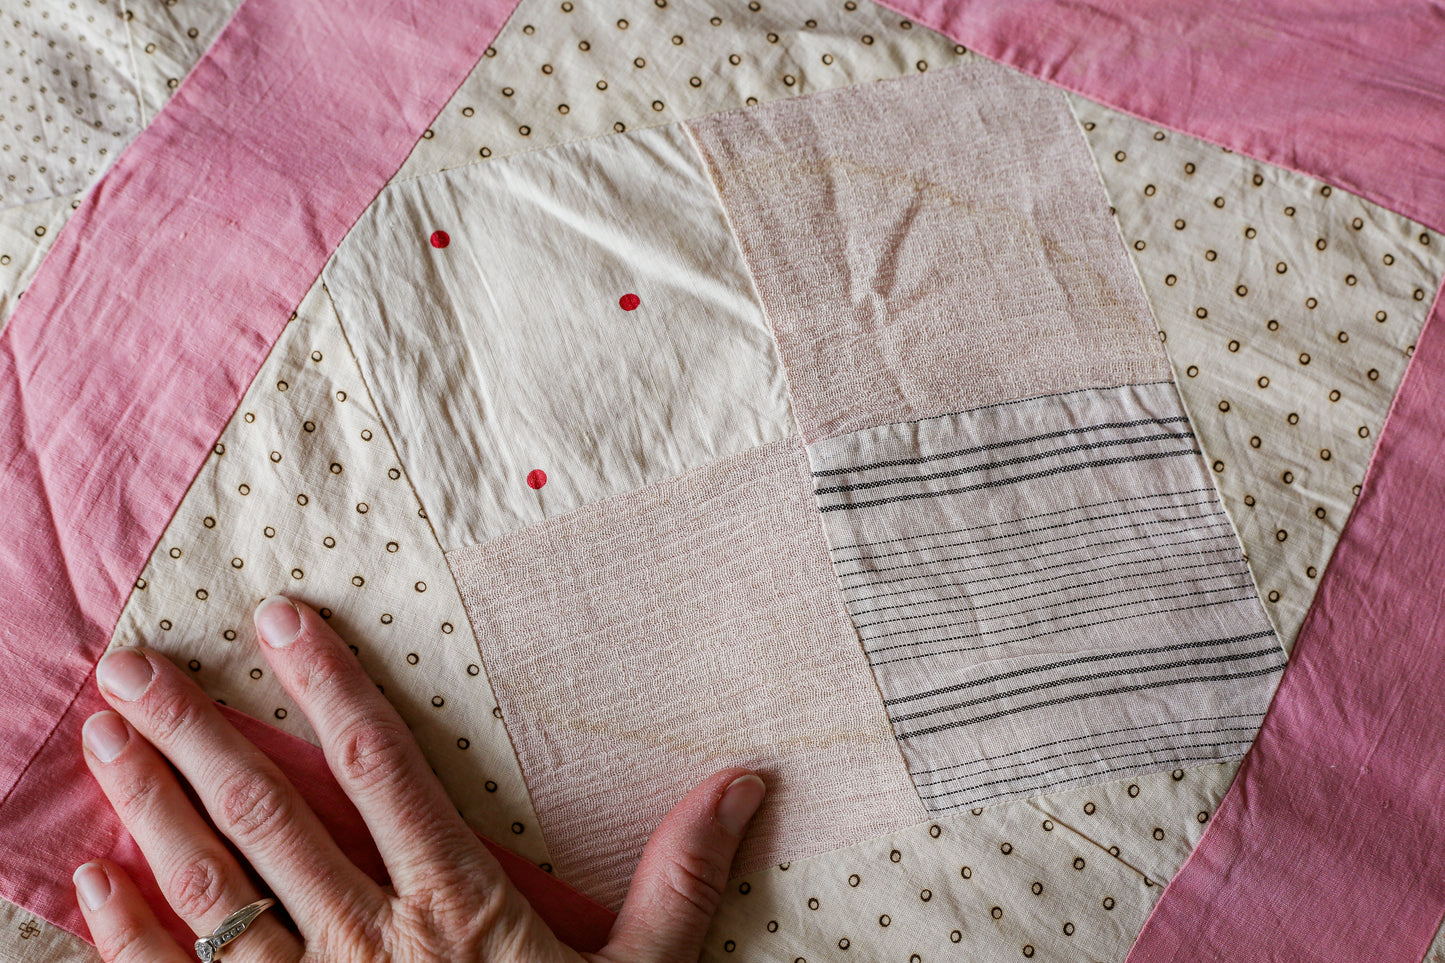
[121,0,250,123]
[0,0,142,207]
[0,191,76,332]
[393,0,968,183]
[1069,95,1445,648]
[703,766,1202,963]
[1024,759,1237,890]
[704,756,1445,962]
[0,0,967,249]
[108,281,549,865]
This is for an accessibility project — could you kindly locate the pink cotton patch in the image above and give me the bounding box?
[618,293,640,311]
[430,230,450,249]
[527,469,547,489]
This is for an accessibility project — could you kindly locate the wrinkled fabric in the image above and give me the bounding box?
[394,0,970,183]
[0,0,141,208]
[0,0,587,944]
[851,2,1445,957]
[685,62,1172,443]
[4,0,1445,957]
[327,124,795,551]
[705,764,1234,962]
[0,194,77,334]
[109,280,550,865]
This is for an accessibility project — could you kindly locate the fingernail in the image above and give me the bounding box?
[255,596,301,648]
[73,863,110,911]
[717,774,766,837]
[82,711,129,763]
[96,649,153,701]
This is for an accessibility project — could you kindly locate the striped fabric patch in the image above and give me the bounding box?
[810,381,1286,811]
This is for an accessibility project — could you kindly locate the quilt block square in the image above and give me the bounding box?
[810,382,1286,811]
[686,62,1171,442]
[447,437,924,907]
[326,124,794,551]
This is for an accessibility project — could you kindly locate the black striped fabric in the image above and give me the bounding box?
[810,382,1285,812]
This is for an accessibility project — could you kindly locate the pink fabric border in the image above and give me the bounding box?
[1125,279,1445,960]
[875,0,1445,234]
[0,0,614,948]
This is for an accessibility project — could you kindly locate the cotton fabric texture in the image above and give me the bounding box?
[1069,95,1445,647]
[811,382,1284,810]
[0,0,141,207]
[327,123,795,551]
[46,20,1311,962]
[867,1,1445,958]
[0,194,74,333]
[0,0,527,942]
[448,436,925,909]
[7,0,1445,956]
[685,62,1172,442]
[109,281,548,863]
[1127,280,1445,961]
[702,759,1243,962]
[878,0,1445,235]
[121,0,249,123]
[394,0,971,184]
[0,895,99,963]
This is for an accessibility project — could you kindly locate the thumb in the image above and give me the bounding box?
[596,769,766,963]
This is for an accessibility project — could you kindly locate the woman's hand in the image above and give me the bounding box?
[74,595,766,962]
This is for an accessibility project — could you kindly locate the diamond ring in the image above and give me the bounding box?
[194,897,277,961]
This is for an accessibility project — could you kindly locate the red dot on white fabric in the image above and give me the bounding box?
[619,293,640,311]
[430,230,450,249]
[527,469,547,489]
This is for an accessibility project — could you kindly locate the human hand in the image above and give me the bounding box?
[74,595,766,962]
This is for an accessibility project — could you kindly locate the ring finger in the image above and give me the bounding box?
[81,710,302,962]
[92,646,383,937]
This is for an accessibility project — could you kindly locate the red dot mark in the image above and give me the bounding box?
[430,230,450,249]
[619,293,641,311]
[526,469,547,490]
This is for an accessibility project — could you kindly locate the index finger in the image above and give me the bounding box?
[251,596,502,896]
[93,647,384,938]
